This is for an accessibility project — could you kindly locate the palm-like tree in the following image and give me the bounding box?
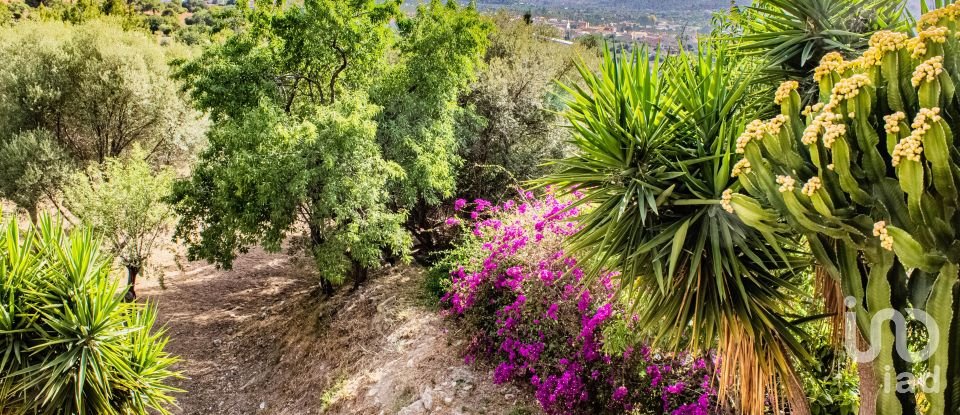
[731,0,911,77]
[540,45,814,414]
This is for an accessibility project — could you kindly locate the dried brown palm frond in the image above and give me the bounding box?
[814,264,847,347]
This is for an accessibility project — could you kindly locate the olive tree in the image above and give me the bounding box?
[0,20,205,166]
[0,129,73,222]
[65,152,176,300]
[455,13,580,202]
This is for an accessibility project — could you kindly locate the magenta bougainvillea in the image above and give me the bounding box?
[440,191,719,414]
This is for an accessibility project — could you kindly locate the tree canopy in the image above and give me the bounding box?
[171,0,491,289]
[372,0,492,209]
[171,96,410,291]
[0,20,205,165]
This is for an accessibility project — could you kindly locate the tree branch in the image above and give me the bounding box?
[329,39,348,104]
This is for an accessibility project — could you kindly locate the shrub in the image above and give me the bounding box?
[0,129,74,222]
[0,215,180,414]
[438,192,718,415]
[453,12,578,203]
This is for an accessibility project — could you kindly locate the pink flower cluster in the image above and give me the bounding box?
[441,191,719,415]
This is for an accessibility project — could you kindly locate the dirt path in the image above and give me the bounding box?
[139,248,538,415]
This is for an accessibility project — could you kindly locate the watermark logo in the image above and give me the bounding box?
[842,296,941,394]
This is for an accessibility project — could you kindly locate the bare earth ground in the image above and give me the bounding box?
[138,248,540,415]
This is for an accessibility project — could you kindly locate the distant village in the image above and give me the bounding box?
[531,15,701,51]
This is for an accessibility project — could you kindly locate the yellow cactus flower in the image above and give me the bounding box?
[890,109,938,167]
[801,177,822,197]
[776,175,796,193]
[912,56,945,87]
[731,158,752,178]
[884,112,907,135]
[814,52,846,82]
[721,189,734,213]
[775,81,799,105]
[873,221,894,251]
[736,119,766,154]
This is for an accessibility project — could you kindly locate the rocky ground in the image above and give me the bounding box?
[139,247,541,415]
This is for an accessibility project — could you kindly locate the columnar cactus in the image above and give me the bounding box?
[727,5,960,414]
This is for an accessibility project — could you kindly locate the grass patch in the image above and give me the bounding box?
[319,377,348,412]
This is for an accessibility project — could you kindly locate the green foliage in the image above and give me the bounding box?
[143,14,178,35]
[0,129,73,221]
[426,230,481,300]
[181,0,205,12]
[539,45,812,414]
[729,6,960,412]
[64,151,175,275]
[730,0,911,77]
[574,33,604,50]
[0,19,205,165]
[60,0,103,23]
[175,0,399,120]
[3,1,29,22]
[454,12,578,202]
[99,0,127,17]
[171,95,411,287]
[174,0,491,276]
[178,5,244,44]
[175,24,209,45]
[801,334,860,415]
[0,215,180,414]
[130,0,162,14]
[0,3,12,25]
[373,0,492,208]
[172,0,439,290]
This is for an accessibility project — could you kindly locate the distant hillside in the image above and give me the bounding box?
[476,0,748,12]
[476,0,929,13]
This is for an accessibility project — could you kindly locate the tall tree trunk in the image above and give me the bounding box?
[351,258,368,291]
[858,332,878,415]
[308,221,334,296]
[124,265,140,302]
[27,204,38,224]
[785,367,812,415]
[319,277,334,296]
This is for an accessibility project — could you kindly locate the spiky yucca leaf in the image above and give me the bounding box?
[0,214,181,415]
[540,44,814,415]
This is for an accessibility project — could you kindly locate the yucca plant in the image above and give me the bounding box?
[731,0,911,78]
[0,214,181,414]
[540,44,814,415]
[728,5,960,413]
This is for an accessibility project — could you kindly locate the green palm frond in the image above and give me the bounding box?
[733,0,912,76]
[540,44,814,414]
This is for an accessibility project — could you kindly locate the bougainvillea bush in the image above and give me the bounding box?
[438,192,720,415]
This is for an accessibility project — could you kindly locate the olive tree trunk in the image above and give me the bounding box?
[124,265,140,302]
